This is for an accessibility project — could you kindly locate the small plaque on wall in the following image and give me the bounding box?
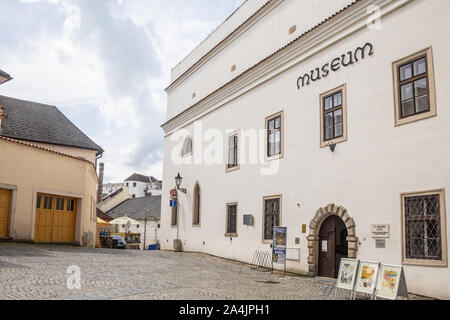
[243,215,253,226]
[371,224,390,238]
[376,239,386,249]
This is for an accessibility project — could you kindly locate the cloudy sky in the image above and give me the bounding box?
[0,0,245,183]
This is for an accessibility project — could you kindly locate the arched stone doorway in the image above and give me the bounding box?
[307,204,358,277]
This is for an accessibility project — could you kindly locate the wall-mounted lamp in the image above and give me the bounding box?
[329,144,336,152]
[175,173,187,193]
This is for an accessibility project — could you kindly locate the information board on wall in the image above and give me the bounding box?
[371,224,390,238]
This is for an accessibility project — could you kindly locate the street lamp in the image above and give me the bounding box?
[175,173,187,193]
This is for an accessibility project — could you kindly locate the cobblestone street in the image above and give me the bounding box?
[0,243,427,301]
[0,243,352,300]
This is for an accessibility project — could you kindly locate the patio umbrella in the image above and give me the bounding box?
[97,217,109,225]
[109,217,140,225]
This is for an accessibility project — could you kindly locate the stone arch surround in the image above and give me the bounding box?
[307,204,358,277]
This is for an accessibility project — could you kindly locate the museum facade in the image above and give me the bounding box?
[160,0,450,299]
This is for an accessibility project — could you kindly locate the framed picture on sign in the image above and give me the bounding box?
[376,264,407,300]
[355,261,380,295]
[336,259,359,291]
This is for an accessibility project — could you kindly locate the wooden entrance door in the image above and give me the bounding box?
[319,216,348,278]
[0,189,11,238]
[319,216,337,278]
[35,194,76,243]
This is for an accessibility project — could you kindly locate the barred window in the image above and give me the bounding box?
[263,197,281,241]
[404,193,442,261]
[226,204,237,235]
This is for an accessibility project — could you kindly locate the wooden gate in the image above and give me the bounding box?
[35,194,77,243]
[0,189,11,238]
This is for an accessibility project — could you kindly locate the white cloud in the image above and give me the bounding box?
[0,0,245,183]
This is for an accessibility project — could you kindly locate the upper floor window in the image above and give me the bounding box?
[320,84,347,147]
[133,182,137,187]
[265,111,284,159]
[402,189,447,267]
[227,131,240,172]
[182,137,193,157]
[193,183,201,226]
[393,47,436,126]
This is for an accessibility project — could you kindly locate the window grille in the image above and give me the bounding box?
[227,204,237,234]
[264,198,280,240]
[404,194,442,260]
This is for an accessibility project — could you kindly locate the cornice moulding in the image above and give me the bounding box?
[162,0,413,136]
[166,0,280,94]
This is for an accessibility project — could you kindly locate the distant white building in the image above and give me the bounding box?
[124,174,162,198]
[103,183,125,197]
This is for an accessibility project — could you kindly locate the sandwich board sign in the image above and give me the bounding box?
[354,260,380,297]
[375,264,408,300]
[336,259,360,291]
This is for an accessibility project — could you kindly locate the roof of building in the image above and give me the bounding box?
[124,173,151,183]
[96,208,114,222]
[162,0,359,130]
[106,196,161,220]
[0,95,103,153]
[102,187,125,201]
[0,69,12,84]
[0,135,91,163]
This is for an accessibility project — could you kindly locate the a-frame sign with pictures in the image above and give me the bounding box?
[375,264,408,300]
[335,258,359,300]
[354,260,380,299]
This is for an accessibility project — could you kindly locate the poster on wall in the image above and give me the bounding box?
[336,259,360,291]
[354,261,380,295]
[376,264,408,300]
[272,227,287,265]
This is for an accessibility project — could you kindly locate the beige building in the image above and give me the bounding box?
[161,0,450,299]
[0,89,104,247]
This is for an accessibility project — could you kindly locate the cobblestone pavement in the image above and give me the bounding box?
[0,243,423,300]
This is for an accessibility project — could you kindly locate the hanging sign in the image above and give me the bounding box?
[272,227,287,266]
[376,264,408,300]
[354,261,380,295]
[336,259,360,291]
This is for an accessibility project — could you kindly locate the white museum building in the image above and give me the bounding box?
[160,0,450,299]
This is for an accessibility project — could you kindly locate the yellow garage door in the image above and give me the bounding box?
[0,189,11,238]
[34,194,77,243]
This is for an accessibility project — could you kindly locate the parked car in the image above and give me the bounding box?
[111,235,127,249]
